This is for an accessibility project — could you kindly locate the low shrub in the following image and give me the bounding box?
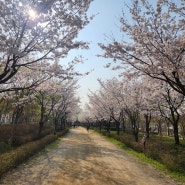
[0,142,12,155]
[0,123,54,148]
[0,129,69,178]
[56,129,69,137]
[160,151,185,173]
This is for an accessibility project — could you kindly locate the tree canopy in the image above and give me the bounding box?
[0,0,93,87]
[99,0,185,95]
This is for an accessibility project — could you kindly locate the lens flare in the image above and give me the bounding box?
[28,9,36,19]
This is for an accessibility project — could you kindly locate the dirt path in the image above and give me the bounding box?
[0,127,180,185]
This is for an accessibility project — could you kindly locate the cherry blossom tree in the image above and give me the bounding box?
[34,78,61,136]
[0,89,40,124]
[88,70,184,145]
[0,61,56,124]
[85,98,106,132]
[156,83,184,145]
[179,114,185,140]
[88,88,115,132]
[0,93,15,124]
[0,0,93,86]
[140,75,184,145]
[34,76,81,136]
[99,0,185,96]
[88,77,143,140]
[139,76,158,138]
[0,65,47,124]
[0,61,52,93]
[97,78,126,135]
[120,77,143,142]
[52,79,81,131]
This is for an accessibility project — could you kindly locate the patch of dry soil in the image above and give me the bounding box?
[0,127,181,185]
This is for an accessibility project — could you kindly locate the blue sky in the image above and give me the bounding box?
[65,0,125,108]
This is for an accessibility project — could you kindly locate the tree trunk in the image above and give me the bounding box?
[99,120,102,132]
[173,123,179,145]
[116,121,120,135]
[38,121,44,138]
[122,117,126,133]
[144,113,151,138]
[60,118,63,130]
[107,120,110,133]
[54,117,57,134]
[167,122,170,136]
[12,106,23,124]
[157,122,162,136]
[38,103,45,137]
[133,125,139,142]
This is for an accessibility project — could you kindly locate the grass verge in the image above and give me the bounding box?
[94,130,185,184]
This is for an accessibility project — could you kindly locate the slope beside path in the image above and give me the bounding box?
[0,127,179,185]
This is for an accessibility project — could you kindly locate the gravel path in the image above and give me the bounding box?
[0,127,180,185]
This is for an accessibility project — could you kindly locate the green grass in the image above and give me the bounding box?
[43,134,66,152]
[43,139,60,152]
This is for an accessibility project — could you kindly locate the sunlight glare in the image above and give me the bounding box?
[18,2,23,6]
[28,9,37,19]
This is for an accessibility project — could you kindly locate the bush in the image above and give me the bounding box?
[0,123,54,147]
[0,142,12,155]
[160,151,185,173]
[0,129,69,178]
